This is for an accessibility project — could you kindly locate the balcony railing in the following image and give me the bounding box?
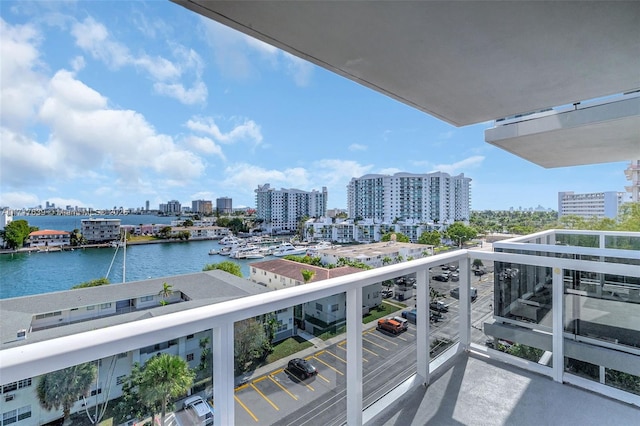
[1,230,639,425]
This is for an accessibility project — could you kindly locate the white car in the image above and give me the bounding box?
[183,395,214,425]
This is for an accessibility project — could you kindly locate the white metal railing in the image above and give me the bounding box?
[1,231,639,424]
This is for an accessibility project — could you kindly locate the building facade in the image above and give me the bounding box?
[159,200,182,215]
[255,184,328,233]
[192,199,213,215]
[347,172,471,225]
[624,160,640,202]
[558,191,625,219]
[216,197,233,215]
[27,230,70,248]
[80,218,121,243]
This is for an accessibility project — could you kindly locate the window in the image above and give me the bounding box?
[3,409,16,425]
[100,303,112,309]
[17,405,31,421]
[140,295,154,302]
[116,375,127,385]
[87,305,95,310]
[331,304,339,312]
[2,383,16,394]
[316,303,323,312]
[18,379,31,389]
[117,352,127,359]
[186,353,194,362]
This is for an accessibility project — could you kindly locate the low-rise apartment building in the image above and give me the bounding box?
[0,271,280,425]
[81,218,121,243]
[27,230,70,248]
[558,191,626,219]
[249,259,382,334]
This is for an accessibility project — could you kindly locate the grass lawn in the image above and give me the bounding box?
[265,335,313,364]
[363,300,407,323]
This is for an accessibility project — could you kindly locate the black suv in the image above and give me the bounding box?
[287,358,317,380]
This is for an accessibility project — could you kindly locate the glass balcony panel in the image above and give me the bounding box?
[469,258,495,348]
[429,265,459,359]
[564,272,640,350]
[495,261,553,330]
[605,368,640,396]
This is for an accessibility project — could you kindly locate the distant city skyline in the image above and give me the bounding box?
[0,2,632,212]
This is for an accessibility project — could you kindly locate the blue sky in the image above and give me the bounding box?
[0,1,632,212]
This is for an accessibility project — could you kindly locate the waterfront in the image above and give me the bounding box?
[1,216,257,299]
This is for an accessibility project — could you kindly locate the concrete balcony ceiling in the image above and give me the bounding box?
[173,0,640,167]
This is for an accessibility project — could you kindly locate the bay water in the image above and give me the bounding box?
[0,215,256,299]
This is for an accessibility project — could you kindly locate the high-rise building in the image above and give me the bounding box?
[624,160,640,202]
[255,184,328,233]
[558,191,625,219]
[192,199,213,215]
[347,172,471,224]
[216,197,233,215]
[145,200,150,211]
[159,200,181,214]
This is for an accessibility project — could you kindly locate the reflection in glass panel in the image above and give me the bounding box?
[495,262,553,328]
[428,264,459,359]
[564,271,640,350]
[606,368,640,396]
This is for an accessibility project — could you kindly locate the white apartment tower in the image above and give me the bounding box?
[255,184,328,233]
[558,191,625,219]
[347,172,471,224]
[624,160,640,202]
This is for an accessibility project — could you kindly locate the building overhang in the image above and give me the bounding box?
[172,1,640,167]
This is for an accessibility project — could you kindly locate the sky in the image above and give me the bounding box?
[0,1,632,212]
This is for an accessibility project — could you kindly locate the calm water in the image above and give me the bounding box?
[0,216,256,299]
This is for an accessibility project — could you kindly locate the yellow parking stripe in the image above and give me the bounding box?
[251,383,279,411]
[234,394,258,422]
[268,375,298,400]
[320,350,346,364]
[366,330,399,346]
[317,373,331,383]
[363,336,391,350]
[336,343,371,361]
[235,383,250,391]
[312,355,344,375]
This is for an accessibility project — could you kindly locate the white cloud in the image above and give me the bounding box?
[283,52,314,87]
[184,135,225,159]
[431,156,485,175]
[0,191,40,209]
[348,143,367,152]
[314,159,374,186]
[0,18,47,130]
[186,116,263,146]
[70,16,206,105]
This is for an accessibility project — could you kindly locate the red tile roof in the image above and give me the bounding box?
[250,259,363,283]
[29,229,71,236]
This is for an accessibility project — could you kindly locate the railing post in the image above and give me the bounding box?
[346,286,363,425]
[459,258,471,349]
[552,266,564,383]
[416,268,429,385]
[213,322,234,425]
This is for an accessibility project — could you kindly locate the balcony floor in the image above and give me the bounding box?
[369,353,639,425]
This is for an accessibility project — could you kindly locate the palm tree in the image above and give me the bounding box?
[158,282,173,305]
[37,362,97,425]
[138,354,195,426]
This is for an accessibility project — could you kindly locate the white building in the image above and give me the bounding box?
[558,191,625,219]
[255,184,328,234]
[0,210,12,248]
[0,271,278,425]
[27,230,71,248]
[249,258,381,334]
[313,241,433,268]
[304,217,441,244]
[624,160,640,202]
[347,172,471,225]
[192,199,213,215]
[81,218,121,243]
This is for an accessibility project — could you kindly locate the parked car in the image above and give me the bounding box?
[183,396,214,426]
[450,287,478,301]
[377,318,405,334]
[430,300,449,312]
[382,289,393,298]
[401,309,417,323]
[392,316,409,330]
[433,274,449,282]
[473,269,486,276]
[287,357,317,380]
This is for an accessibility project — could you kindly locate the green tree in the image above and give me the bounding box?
[382,256,392,266]
[158,282,172,305]
[418,230,441,246]
[301,269,316,283]
[235,318,268,374]
[228,217,246,234]
[71,277,110,289]
[0,219,37,249]
[139,354,195,426]
[203,261,243,277]
[445,222,477,248]
[618,202,640,231]
[158,226,172,238]
[182,219,194,227]
[216,217,231,228]
[36,362,97,424]
[380,232,410,242]
[472,259,484,270]
[69,229,87,246]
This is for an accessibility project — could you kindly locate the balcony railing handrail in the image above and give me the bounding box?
[2,244,638,385]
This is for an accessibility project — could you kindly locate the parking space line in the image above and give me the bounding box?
[319,349,346,364]
[317,373,331,383]
[234,394,259,422]
[337,343,372,361]
[363,336,391,350]
[235,383,250,392]
[251,382,279,411]
[366,330,400,345]
[268,375,298,400]
[283,368,316,391]
[312,355,344,376]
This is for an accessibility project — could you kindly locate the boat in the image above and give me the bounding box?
[219,235,241,245]
[230,245,261,259]
[272,242,308,257]
[208,249,219,255]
